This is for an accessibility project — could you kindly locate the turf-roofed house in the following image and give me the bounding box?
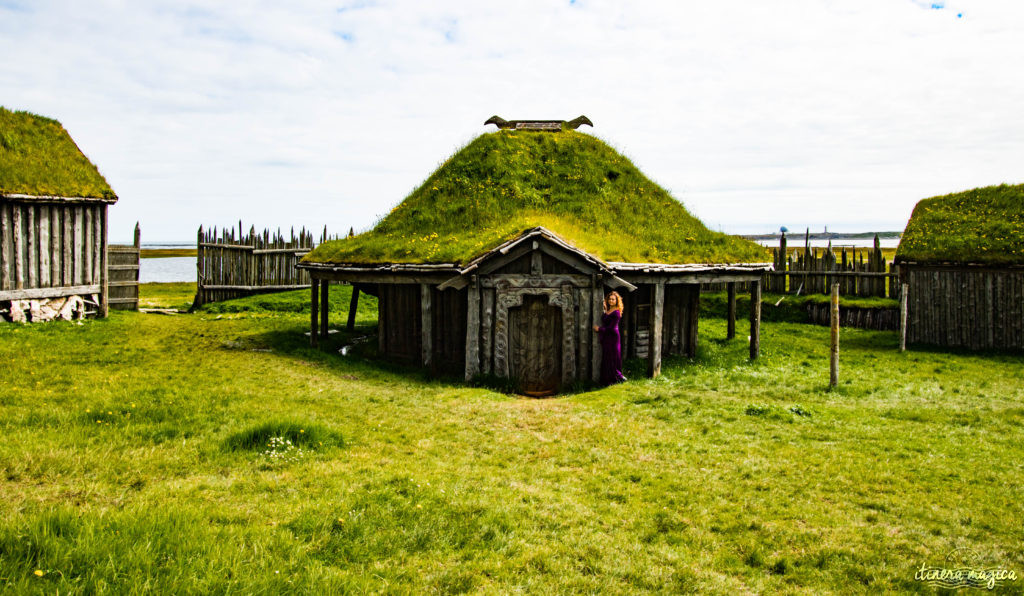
[894,184,1024,351]
[299,117,770,395]
[1,107,118,322]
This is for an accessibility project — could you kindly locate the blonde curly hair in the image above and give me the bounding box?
[605,291,624,314]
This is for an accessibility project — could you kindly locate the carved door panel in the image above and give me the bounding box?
[509,295,562,396]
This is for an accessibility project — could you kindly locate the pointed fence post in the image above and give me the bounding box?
[830,283,839,387]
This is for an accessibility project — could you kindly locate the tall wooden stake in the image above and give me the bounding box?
[830,282,839,388]
[749,280,761,360]
[899,282,909,352]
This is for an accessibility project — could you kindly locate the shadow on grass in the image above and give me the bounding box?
[245,322,628,397]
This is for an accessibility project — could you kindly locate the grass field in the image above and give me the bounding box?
[1,283,1022,593]
[139,249,197,259]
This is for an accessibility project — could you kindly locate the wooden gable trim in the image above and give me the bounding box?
[438,230,636,291]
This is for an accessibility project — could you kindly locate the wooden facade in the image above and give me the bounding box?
[1,194,115,318]
[301,227,768,395]
[899,263,1024,351]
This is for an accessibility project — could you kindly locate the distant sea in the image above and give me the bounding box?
[138,243,194,283]
[754,237,901,249]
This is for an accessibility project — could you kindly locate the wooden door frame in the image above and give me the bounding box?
[493,283,576,386]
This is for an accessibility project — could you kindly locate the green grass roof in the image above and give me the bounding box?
[0,107,116,200]
[895,184,1024,265]
[305,130,766,266]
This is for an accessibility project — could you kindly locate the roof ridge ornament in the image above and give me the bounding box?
[484,115,593,132]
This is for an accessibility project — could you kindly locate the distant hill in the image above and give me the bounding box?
[304,130,767,266]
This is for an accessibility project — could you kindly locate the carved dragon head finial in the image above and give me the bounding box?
[484,115,593,131]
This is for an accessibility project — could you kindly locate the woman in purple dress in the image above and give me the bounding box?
[593,291,627,386]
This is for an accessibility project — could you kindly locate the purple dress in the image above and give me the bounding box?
[598,309,626,386]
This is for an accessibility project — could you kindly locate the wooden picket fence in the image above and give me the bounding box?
[192,223,338,308]
[763,232,898,299]
[107,223,141,310]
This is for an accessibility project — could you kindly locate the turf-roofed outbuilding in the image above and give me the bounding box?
[894,184,1024,351]
[299,118,770,395]
[1,107,118,321]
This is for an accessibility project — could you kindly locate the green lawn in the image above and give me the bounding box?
[1,284,1022,593]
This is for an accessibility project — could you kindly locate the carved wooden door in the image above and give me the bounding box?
[509,295,563,396]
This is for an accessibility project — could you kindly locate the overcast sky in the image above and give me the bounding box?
[2,0,1022,242]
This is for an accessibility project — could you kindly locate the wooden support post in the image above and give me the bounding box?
[648,281,665,377]
[320,280,329,339]
[100,206,109,317]
[310,278,319,348]
[899,282,909,352]
[687,286,699,358]
[421,284,432,368]
[727,282,736,340]
[464,277,480,380]
[591,279,603,383]
[377,284,386,356]
[830,283,839,387]
[749,280,761,360]
[347,286,359,331]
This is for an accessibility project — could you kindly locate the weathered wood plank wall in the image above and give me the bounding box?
[1,200,108,313]
[905,267,1024,351]
[805,302,899,331]
[194,223,337,307]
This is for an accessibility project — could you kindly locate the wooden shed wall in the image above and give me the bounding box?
[625,284,698,359]
[906,267,1024,351]
[432,287,467,375]
[377,284,421,363]
[661,285,699,358]
[1,200,106,301]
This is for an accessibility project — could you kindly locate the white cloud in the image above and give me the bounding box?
[1,0,1022,241]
